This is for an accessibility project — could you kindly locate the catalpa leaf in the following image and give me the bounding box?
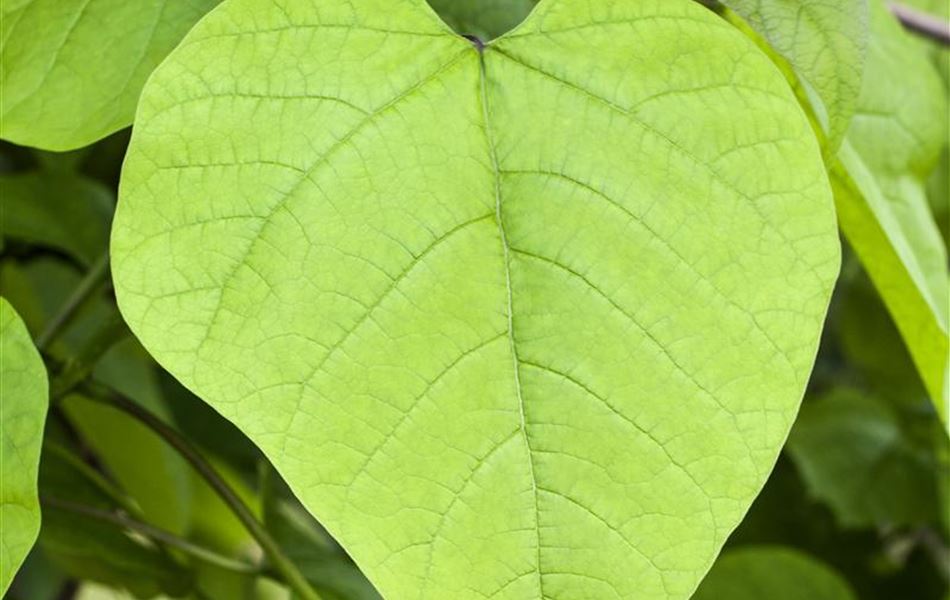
[831,0,949,430]
[111,0,840,597]
[0,298,48,595]
[693,546,855,600]
[719,0,869,149]
[0,0,220,151]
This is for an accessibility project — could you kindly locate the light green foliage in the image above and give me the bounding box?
[0,298,48,594]
[831,0,949,430]
[0,171,113,266]
[720,0,868,149]
[786,387,945,527]
[111,0,840,597]
[0,0,220,151]
[426,0,536,40]
[693,546,855,600]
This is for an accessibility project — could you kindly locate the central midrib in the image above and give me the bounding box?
[477,46,546,600]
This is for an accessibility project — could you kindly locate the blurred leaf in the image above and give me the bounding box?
[0,299,48,595]
[0,171,112,266]
[831,0,950,428]
[787,387,945,528]
[693,546,856,600]
[75,582,170,600]
[721,0,868,148]
[425,0,536,40]
[0,0,221,150]
[39,507,193,599]
[37,432,193,598]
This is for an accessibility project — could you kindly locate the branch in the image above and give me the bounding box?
[889,3,950,45]
[79,381,320,600]
[41,496,261,575]
[36,252,110,350]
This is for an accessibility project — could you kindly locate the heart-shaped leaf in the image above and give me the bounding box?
[0,298,48,595]
[112,0,840,597]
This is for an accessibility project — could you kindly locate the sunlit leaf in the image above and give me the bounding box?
[693,546,856,600]
[0,0,220,150]
[111,0,840,597]
[0,298,48,595]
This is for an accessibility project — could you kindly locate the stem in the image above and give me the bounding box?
[41,496,260,575]
[889,3,950,45]
[79,381,320,600]
[43,441,140,517]
[36,252,110,351]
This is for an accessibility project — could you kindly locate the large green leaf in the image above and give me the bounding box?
[0,298,48,595]
[0,0,220,151]
[719,0,868,149]
[831,0,949,430]
[111,0,840,597]
[786,387,945,528]
[693,546,855,600]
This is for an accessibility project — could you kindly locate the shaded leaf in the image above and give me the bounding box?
[693,546,856,600]
[0,298,48,595]
[786,387,945,528]
[0,172,113,266]
[0,0,220,150]
[425,0,536,40]
[111,0,839,597]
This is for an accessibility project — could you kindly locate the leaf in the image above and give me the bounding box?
[39,508,193,598]
[719,0,869,149]
[111,0,840,597]
[425,0,536,40]
[0,298,48,595]
[0,0,221,151]
[786,387,945,528]
[0,171,113,266]
[693,546,856,600]
[831,0,950,430]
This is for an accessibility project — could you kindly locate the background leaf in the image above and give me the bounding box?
[111,0,839,597]
[830,0,949,429]
[694,546,856,600]
[786,386,945,528]
[0,0,220,150]
[425,0,536,40]
[0,298,48,595]
[720,0,869,148]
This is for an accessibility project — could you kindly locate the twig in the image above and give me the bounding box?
[35,252,110,350]
[889,3,950,45]
[41,496,261,575]
[79,381,320,600]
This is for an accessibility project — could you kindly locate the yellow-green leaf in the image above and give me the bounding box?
[111,0,840,597]
[0,298,48,594]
